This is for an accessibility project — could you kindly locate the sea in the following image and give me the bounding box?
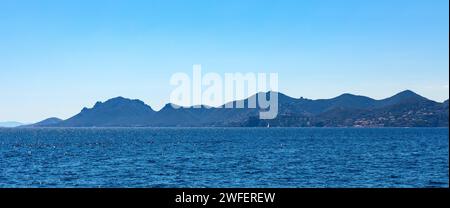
[0,127,448,188]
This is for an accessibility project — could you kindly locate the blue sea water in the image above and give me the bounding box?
[0,128,448,188]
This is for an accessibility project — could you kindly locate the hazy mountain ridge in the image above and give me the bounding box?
[24,90,449,127]
[25,117,62,127]
[0,121,25,128]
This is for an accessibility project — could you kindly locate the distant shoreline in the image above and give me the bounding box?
[6,90,450,128]
[4,126,449,129]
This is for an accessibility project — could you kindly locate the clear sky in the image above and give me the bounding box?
[0,0,448,123]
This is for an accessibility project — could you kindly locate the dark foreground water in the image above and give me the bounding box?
[0,128,448,188]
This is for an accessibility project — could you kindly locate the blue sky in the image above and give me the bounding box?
[0,0,448,122]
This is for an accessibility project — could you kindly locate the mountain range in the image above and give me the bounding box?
[23,90,449,127]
